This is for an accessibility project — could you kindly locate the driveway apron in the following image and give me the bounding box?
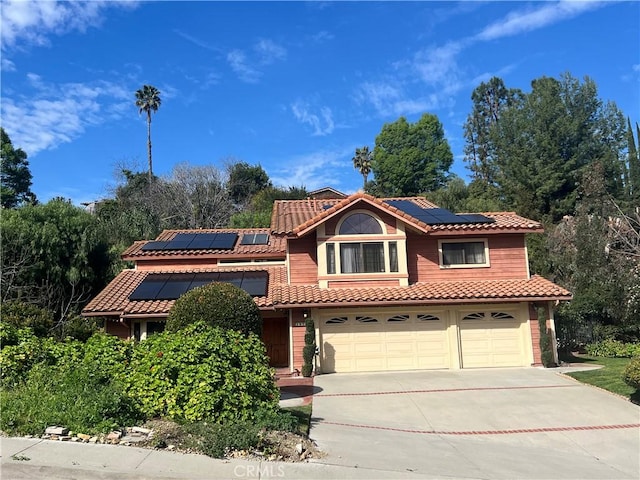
[310,368,640,479]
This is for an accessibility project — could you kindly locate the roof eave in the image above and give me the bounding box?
[293,195,432,237]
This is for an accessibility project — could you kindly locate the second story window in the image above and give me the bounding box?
[439,240,489,267]
[340,242,384,273]
[339,213,383,234]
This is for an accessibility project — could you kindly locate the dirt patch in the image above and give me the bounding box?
[136,419,323,462]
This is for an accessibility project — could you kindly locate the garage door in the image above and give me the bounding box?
[459,311,527,368]
[320,310,451,373]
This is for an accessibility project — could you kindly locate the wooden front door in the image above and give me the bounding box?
[262,317,289,367]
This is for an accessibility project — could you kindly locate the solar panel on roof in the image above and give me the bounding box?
[127,271,268,301]
[156,273,194,299]
[187,233,218,249]
[128,273,172,300]
[210,232,238,249]
[240,233,269,245]
[386,200,494,225]
[141,241,171,251]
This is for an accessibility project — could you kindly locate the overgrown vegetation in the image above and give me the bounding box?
[0,322,304,457]
[165,283,262,336]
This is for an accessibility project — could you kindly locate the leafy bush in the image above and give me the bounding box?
[53,315,102,342]
[537,307,556,367]
[0,363,143,436]
[123,322,278,423]
[166,283,262,336]
[184,407,298,458]
[0,331,83,388]
[82,333,133,378]
[1,302,54,337]
[622,357,640,389]
[187,420,260,458]
[586,339,640,358]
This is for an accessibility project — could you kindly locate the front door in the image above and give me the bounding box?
[262,317,289,367]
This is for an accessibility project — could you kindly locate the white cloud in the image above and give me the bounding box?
[1,58,16,72]
[310,30,334,44]
[476,1,603,42]
[1,74,131,155]
[1,0,137,50]
[270,147,354,191]
[412,41,464,93]
[356,1,606,118]
[291,101,335,136]
[227,49,261,83]
[254,38,286,64]
[227,38,286,83]
[355,82,440,117]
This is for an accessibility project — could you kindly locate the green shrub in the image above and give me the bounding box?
[623,357,640,389]
[0,363,143,436]
[0,332,83,389]
[187,420,260,458]
[301,317,316,377]
[123,321,278,423]
[1,302,54,338]
[165,283,262,336]
[537,307,556,368]
[53,315,102,342]
[82,333,133,378]
[586,340,640,358]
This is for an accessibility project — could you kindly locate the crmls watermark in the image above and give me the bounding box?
[234,464,286,478]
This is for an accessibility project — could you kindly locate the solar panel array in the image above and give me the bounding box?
[128,271,269,301]
[240,233,270,245]
[141,232,238,251]
[386,200,494,225]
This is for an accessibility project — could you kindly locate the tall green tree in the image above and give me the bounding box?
[229,185,307,228]
[372,113,453,196]
[492,73,626,222]
[1,128,36,208]
[463,77,522,186]
[352,146,372,190]
[227,161,272,205]
[1,198,112,328]
[134,85,162,183]
[626,118,640,203]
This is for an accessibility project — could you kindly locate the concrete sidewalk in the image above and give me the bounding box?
[0,437,419,480]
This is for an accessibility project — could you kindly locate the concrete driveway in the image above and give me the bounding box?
[310,368,640,479]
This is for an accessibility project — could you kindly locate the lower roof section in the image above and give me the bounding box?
[83,263,571,319]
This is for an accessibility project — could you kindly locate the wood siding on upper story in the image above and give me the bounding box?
[323,204,397,236]
[289,234,318,284]
[407,232,529,283]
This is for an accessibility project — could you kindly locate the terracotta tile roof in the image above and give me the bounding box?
[428,212,543,233]
[82,265,287,317]
[273,193,438,235]
[272,193,542,235]
[271,275,571,307]
[84,268,570,318]
[121,228,286,259]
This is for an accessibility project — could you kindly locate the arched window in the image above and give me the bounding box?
[339,213,382,235]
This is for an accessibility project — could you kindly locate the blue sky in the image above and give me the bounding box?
[2,1,639,205]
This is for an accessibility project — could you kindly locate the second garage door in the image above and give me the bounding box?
[320,309,452,373]
[459,310,528,368]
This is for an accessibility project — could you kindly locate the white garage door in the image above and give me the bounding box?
[320,310,451,373]
[459,311,527,368]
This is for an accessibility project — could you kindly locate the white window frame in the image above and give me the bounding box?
[316,210,409,287]
[438,238,490,269]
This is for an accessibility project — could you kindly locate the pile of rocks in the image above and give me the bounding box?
[39,425,153,446]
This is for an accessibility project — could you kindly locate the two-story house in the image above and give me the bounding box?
[83,193,571,374]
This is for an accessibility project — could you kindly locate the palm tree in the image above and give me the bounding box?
[352,146,372,190]
[135,85,162,182]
